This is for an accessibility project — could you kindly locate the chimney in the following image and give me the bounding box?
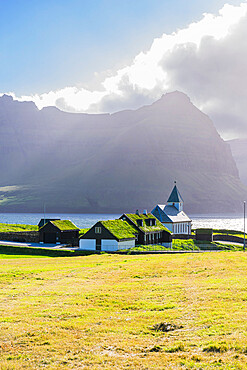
[136,210,139,215]
[143,209,147,215]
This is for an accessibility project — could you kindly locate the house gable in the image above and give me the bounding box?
[80,220,136,242]
[81,222,117,241]
[39,221,60,233]
[39,220,79,232]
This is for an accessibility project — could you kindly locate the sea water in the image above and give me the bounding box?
[0,213,245,231]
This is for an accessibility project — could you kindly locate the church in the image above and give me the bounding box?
[151,182,192,235]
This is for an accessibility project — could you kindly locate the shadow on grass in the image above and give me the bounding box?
[0,245,95,258]
[0,242,242,258]
[121,240,243,253]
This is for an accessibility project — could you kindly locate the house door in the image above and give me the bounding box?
[44,232,56,243]
[96,239,101,251]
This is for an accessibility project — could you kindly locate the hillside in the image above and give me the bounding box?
[0,91,246,214]
[228,138,247,187]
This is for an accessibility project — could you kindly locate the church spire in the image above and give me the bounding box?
[167,182,184,211]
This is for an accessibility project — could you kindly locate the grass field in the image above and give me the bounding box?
[0,223,38,232]
[0,252,246,369]
[128,240,243,252]
[213,229,245,239]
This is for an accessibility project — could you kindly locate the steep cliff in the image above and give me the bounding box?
[228,138,247,186]
[0,92,245,213]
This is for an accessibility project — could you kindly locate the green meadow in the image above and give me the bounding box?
[0,252,246,369]
[0,223,38,232]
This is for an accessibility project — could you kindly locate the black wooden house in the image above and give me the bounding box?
[39,220,79,246]
[119,212,171,246]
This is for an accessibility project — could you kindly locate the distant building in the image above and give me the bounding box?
[119,211,172,246]
[195,228,213,242]
[79,219,137,251]
[39,220,79,246]
[38,218,60,228]
[151,182,192,235]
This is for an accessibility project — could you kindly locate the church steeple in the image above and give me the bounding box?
[167,181,184,211]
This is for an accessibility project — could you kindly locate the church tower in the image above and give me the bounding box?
[167,181,184,211]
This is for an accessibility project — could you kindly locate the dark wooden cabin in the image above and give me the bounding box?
[38,218,61,228]
[119,212,172,246]
[39,220,79,246]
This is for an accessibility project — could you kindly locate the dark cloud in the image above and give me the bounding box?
[161,15,247,138]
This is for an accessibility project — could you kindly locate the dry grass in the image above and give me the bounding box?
[0,252,246,369]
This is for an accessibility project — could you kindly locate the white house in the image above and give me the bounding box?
[79,219,137,251]
[151,182,192,235]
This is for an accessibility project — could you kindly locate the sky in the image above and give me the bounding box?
[1,0,247,139]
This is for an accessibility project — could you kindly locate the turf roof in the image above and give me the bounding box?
[124,213,171,233]
[101,220,137,240]
[51,220,79,231]
[79,228,90,236]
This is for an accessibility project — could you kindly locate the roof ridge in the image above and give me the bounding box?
[50,219,79,231]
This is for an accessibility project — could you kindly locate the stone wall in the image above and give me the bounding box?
[172,234,195,240]
[213,234,244,244]
[0,231,39,243]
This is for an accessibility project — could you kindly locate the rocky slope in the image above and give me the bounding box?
[0,91,245,214]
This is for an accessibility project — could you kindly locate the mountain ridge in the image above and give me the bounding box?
[0,91,245,214]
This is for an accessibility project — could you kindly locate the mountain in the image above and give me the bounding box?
[0,91,245,214]
[228,138,247,186]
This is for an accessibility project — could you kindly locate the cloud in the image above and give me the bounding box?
[3,2,247,138]
[160,4,247,139]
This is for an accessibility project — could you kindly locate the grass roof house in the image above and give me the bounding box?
[79,219,137,251]
[39,220,79,246]
[119,211,171,246]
